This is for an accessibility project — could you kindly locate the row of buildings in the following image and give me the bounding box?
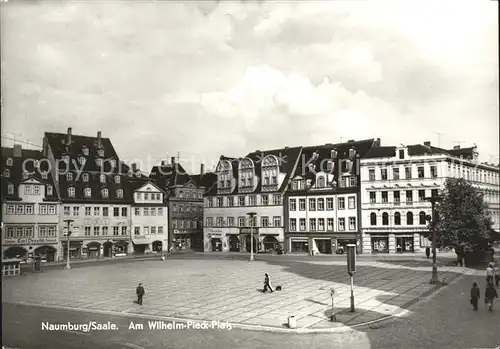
[2,128,499,261]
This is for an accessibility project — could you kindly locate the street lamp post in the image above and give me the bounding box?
[63,219,74,270]
[425,195,442,284]
[247,212,257,261]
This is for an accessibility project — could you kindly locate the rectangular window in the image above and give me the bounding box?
[216,197,223,207]
[102,227,108,236]
[85,227,91,236]
[113,227,119,235]
[309,198,316,211]
[158,208,163,216]
[382,191,388,203]
[289,199,296,211]
[290,218,297,231]
[24,184,32,195]
[40,205,48,215]
[369,169,375,181]
[327,218,334,231]
[144,227,150,235]
[261,195,269,205]
[248,196,256,206]
[273,194,281,205]
[239,196,245,206]
[24,227,34,238]
[370,192,376,203]
[238,217,245,227]
[158,226,164,234]
[135,208,140,215]
[103,207,109,216]
[431,189,439,197]
[72,206,79,216]
[15,227,23,238]
[173,204,178,212]
[261,216,269,227]
[7,205,15,214]
[419,190,426,201]
[64,206,70,216]
[399,149,405,159]
[405,167,412,179]
[227,217,234,226]
[406,190,413,203]
[94,207,100,216]
[394,191,400,204]
[121,226,127,235]
[338,218,345,231]
[418,166,425,178]
[151,227,156,234]
[273,216,281,227]
[349,177,356,187]
[39,226,47,238]
[16,205,24,215]
[299,218,306,231]
[393,168,400,180]
[113,207,119,216]
[349,217,356,230]
[228,197,235,207]
[326,198,334,210]
[381,169,387,180]
[338,197,345,210]
[430,166,438,178]
[151,208,156,216]
[144,208,149,216]
[93,227,100,236]
[6,227,14,238]
[348,196,356,209]
[309,218,316,231]
[49,205,56,215]
[317,198,325,211]
[318,218,325,231]
[299,199,306,211]
[134,227,140,235]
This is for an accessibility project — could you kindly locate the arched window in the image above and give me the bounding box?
[117,189,123,198]
[3,169,10,178]
[84,188,92,198]
[46,185,53,196]
[370,212,377,226]
[6,158,13,166]
[100,174,106,183]
[382,212,389,225]
[317,176,325,188]
[407,212,414,225]
[7,183,14,195]
[82,173,89,182]
[394,212,401,225]
[67,172,73,181]
[102,188,109,198]
[419,211,427,225]
[115,175,120,184]
[68,187,75,197]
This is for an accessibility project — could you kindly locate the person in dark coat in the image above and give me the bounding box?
[485,282,498,311]
[136,283,145,305]
[470,282,480,311]
[425,246,431,259]
[262,273,273,293]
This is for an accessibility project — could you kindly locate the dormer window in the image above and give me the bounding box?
[102,188,109,198]
[67,172,73,181]
[330,150,337,159]
[96,159,103,167]
[23,171,29,179]
[110,159,116,168]
[349,148,356,158]
[317,176,326,188]
[97,149,104,157]
[114,175,120,183]
[117,189,124,198]
[7,183,14,194]
[100,174,106,183]
[135,170,141,178]
[6,158,13,166]
[78,156,86,165]
[82,173,89,182]
[82,147,89,156]
[326,161,334,172]
[84,188,92,198]
[63,155,70,163]
[42,172,48,179]
[47,185,53,196]
[68,187,75,197]
[3,169,10,178]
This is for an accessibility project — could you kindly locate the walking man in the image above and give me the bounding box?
[470,282,480,311]
[262,273,273,293]
[425,246,430,259]
[136,283,145,305]
[485,282,499,311]
[486,263,495,285]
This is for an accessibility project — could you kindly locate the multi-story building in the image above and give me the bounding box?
[203,147,302,253]
[44,128,137,259]
[129,175,169,254]
[1,145,60,261]
[150,158,207,251]
[190,166,217,251]
[284,139,377,254]
[360,141,500,254]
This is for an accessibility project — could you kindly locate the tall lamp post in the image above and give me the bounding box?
[425,195,442,284]
[247,212,257,261]
[63,219,74,270]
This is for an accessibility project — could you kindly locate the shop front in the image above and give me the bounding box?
[396,236,415,253]
[313,239,332,254]
[64,241,83,259]
[289,238,309,253]
[33,246,57,262]
[371,235,389,253]
[86,242,101,259]
[3,246,28,259]
[262,235,279,252]
[114,240,129,256]
[228,235,240,252]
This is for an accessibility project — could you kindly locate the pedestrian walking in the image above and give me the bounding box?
[136,283,145,305]
[486,262,495,285]
[425,246,430,259]
[485,282,498,311]
[262,273,273,293]
[494,263,500,287]
[470,282,480,311]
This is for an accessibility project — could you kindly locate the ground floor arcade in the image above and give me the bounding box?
[2,243,59,262]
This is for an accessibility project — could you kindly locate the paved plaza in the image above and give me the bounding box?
[2,257,466,330]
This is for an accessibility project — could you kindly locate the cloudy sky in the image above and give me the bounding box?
[1,0,498,173]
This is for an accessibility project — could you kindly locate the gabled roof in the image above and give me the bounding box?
[1,146,58,201]
[149,162,191,188]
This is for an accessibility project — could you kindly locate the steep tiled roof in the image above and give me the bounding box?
[149,162,191,189]
[1,146,58,201]
[365,146,397,158]
[191,172,217,194]
[365,143,477,159]
[446,147,476,159]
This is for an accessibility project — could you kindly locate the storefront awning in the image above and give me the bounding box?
[132,239,150,245]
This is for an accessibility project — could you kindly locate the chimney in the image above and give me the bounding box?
[67,127,72,144]
[374,138,381,147]
[131,163,137,172]
[200,163,205,175]
[453,145,460,150]
[13,144,22,157]
[42,137,48,157]
[171,157,176,165]
[161,160,167,166]
[424,141,431,147]
[97,131,102,148]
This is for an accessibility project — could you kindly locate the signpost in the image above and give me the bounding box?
[346,244,356,312]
